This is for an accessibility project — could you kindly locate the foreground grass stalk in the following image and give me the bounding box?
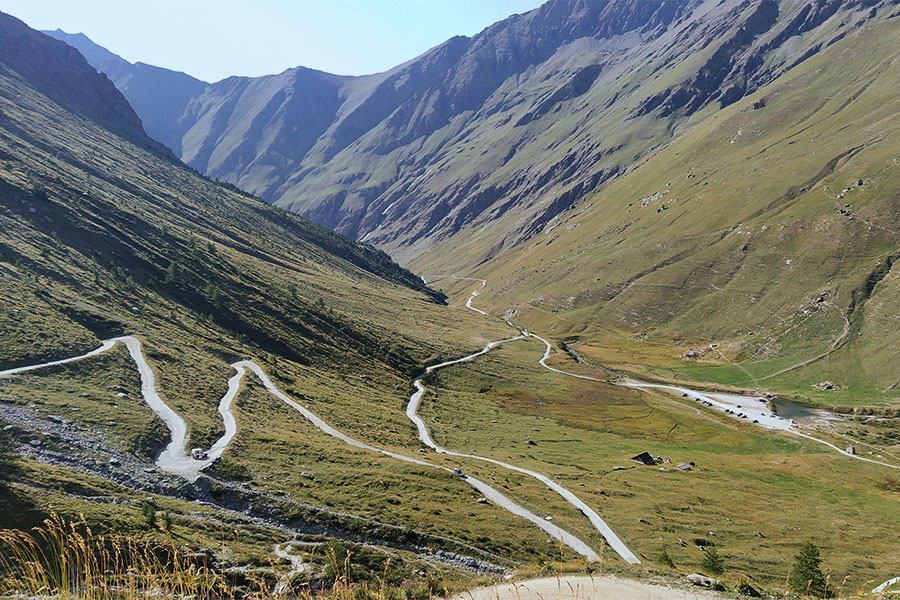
[0,514,262,599]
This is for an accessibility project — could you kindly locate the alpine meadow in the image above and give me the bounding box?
[1,1,899,599]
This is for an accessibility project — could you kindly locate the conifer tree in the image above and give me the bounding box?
[789,542,827,597]
[701,547,724,575]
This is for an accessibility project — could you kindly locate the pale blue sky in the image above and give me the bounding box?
[2,0,546,82]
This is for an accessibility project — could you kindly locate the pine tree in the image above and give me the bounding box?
[789,542,827,597]
[700,547,724,575]
[141,501,156,529]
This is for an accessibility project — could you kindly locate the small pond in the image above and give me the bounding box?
[771,397,815,419]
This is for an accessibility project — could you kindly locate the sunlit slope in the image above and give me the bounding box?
[447,20,900,406]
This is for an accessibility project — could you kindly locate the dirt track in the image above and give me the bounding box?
[451,575,725,600]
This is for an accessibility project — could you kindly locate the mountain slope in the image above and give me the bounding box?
[1,19,166,153]
[279,0,892,264]
[2,13,565,569]
[47,0,896,266]
[447,15,900,407]
[44,1,900,408]
[43,28,208,154]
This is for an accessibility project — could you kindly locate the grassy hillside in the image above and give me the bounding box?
[413,335,900,589]
[0,14,579,577]
[425,17,900,410]
[40,2,900,415]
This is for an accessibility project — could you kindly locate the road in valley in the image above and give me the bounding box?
[1,336,603,561]
[455,281,899,471]
[407,339,640,564]
[4,276,897,573]
[235,360,602,559]
[0,335,237,480]
[451,575,724,600]
[873,576,900,594]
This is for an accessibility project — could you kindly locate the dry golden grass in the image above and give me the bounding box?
[0,514,451,600]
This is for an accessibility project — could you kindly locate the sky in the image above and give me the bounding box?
[2,0,546,82]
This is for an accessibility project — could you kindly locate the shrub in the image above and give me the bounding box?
[657,549,675,568]
[736,579,760,597]
[0,420,20,486]
[28,178,47,199]
[141,501,156,529]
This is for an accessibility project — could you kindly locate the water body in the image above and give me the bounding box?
[771,397,815,420]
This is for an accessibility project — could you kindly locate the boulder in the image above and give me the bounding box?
[687,573,718,587]
[813,381,839,390]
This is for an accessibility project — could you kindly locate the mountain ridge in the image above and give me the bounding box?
[1,14,167,155]
[43,28,208,154]
[37,0,900,404]
[43,0,896,264]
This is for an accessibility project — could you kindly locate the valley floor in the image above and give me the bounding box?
[3,277,899,593]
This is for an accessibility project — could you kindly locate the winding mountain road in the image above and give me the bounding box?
[528,327,900,471]
[236,359,604,559]
[0,336,606,561]
[465,280,487,315]
[457,279,900,591]
[0,335,232,480]
[873,576,900,594]
[407,339,640,564]
[8,276,892,569]
[458,282,900,472]
[273,541,311,594]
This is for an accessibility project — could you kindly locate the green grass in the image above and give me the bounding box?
[414,335,900,588]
